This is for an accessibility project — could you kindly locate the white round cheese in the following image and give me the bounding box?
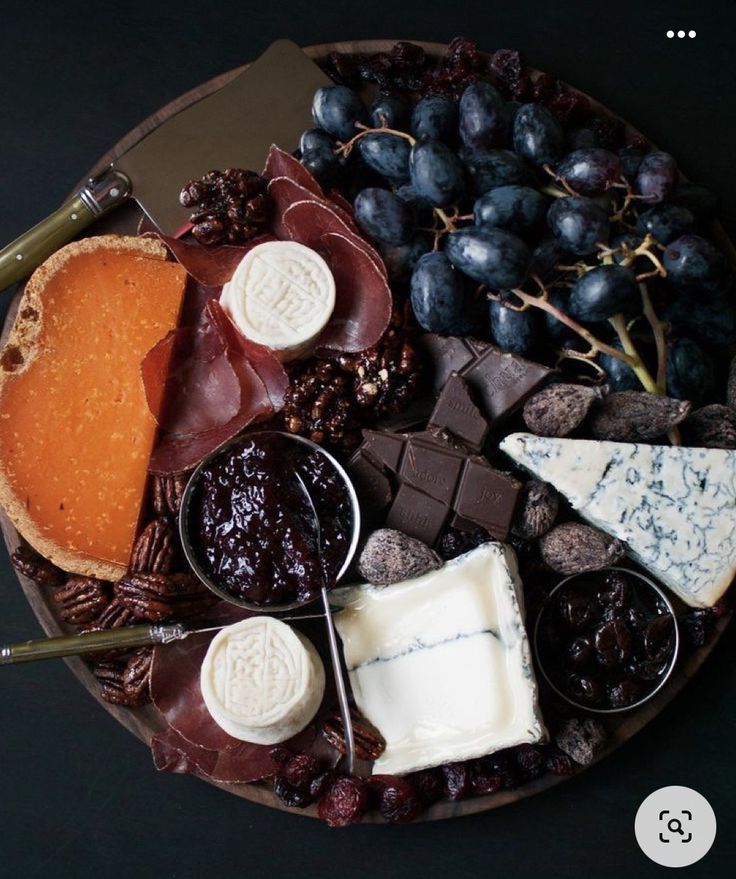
[220,240,336,361]
[200,617,325,745]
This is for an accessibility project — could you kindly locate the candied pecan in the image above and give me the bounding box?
[122,648,153,705]
[114,572,216,622]
[92,598,136,630]
[11,545,64,588]
[93,656,149,707]
[52,576,110,625]
[130,517,175,574]
[152,473,189,517]
[321,709,386,761]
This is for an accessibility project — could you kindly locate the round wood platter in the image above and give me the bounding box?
[2,39,733,823]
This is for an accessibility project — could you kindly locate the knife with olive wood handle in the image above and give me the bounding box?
[0,40,330,291]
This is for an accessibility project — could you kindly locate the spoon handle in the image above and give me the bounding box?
[321,586,356,774]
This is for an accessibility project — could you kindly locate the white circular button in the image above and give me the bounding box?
[635,786,717,868]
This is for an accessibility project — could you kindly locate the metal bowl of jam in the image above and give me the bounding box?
[179,431,361,613]
[533,567,679,714]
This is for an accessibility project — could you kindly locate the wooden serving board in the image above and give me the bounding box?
[1,39,733,823]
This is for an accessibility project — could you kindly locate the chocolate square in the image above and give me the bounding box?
[361,429,406,473]
[453,458,521,540]
[386,483,449,547]
[399,435,466,505]
[420,334,481,395]
[346,450,394,519]
[428,372,490,452]
[460,347,553,423]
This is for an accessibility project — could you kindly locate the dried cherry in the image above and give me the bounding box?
[318,775,369,828]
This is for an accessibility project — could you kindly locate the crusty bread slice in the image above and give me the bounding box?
[0,234,185,580]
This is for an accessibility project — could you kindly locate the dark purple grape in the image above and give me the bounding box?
[353,187,413,246]
[379,233,431,282]
[300,148,341,188]
[618,145,644,179]
[666,337,716,402]
[410,251,465,332]
[565,127,599,151]
[474,185,547,235]
[567,264,638,322]
[409,139,465,207]
[634,151,677,203]
[598,343,640,390]
[445,227,530,289]
[463,148,531,195]
[542,287,587,350]
[299,128,335,154]
[312,85,368,141]
[636,204,694,244]
[661,288,736,346]
[531,237,567,280]
[358,133,411,184]
[395,182,432,210]
[489,299,538,355]
[459,81,508,151]
[555,148,623,196]
[663,234,730,292]
[410,95,458,142]
[512,102,564,166]
[547,196,610,255]
[370,94,409,129]
[668,182,719,222]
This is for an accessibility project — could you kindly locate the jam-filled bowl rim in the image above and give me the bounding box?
[178,429,361,613]
[532,566,680,715]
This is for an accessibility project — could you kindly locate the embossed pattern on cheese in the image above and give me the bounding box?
[333,543,546,775]
[501,433,736,608]
[220,240,335,361]
[200,617,325,745]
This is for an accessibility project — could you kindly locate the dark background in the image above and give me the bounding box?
[1,1,734,876]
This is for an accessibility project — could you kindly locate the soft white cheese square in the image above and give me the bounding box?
[333,542,546,775]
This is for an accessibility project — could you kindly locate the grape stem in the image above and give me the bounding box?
[607,313,659,393]
[336,123,416,158]
[638,282,668,393]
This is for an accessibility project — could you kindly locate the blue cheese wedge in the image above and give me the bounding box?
[200,617,325,745]
[333,542,546,775]
[501,433,736,608]
[220,240,335,361]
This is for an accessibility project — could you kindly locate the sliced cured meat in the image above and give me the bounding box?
[141,322,241,436]
[267,178,329,240]
[326,190,359,233]
[153,232,277,286]
[315,232,393,352]
[263,144,324,198]
[179,277,221,327]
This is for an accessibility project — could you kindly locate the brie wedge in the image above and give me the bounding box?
[220,240,335,361]
[200,617,325,744]
[501,432,736,607]
[333,542,546,775]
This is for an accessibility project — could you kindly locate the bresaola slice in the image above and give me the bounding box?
[264,143,324,198]
[153,232,277,286]
[316,232,393,352]
[144,301,286,474]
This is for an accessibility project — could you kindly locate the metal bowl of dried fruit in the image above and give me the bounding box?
[533,567,679,714]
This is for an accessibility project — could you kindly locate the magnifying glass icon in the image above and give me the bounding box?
[668,818,685,835]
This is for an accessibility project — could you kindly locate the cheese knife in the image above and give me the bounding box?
[0,40,331,291]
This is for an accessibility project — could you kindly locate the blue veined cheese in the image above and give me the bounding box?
[332,542,546,775]
[500,433,736,608]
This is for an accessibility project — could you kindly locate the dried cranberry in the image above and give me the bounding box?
[514,744,546,778]
[469,758,505,796]
[545,749,577,776]
[442,763,471,801]
[587,113,625,151]
[269,746,292,768]
[309,770,337,801]
[273,777,312,809]
[490,49,525,88]
[598,571,631,609]
[390,41,426,69]
[409,768,444,806]
[532,72,557,102]
[559,591,599,629]
[485,752,519,789]
[374,776,422,824]
[644,615,674,662]
[283,753,321,789]
[607,679,642,709]
[594,619,632,667]
[566,635,594,668]
[318,775,369,828]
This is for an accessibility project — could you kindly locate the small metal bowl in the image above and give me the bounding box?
[178,430,361,613]
[533,566,680,715]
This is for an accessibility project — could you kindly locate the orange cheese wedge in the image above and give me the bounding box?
[0,235,187,580]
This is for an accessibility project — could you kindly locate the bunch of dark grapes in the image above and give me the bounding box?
[301,40,733,405]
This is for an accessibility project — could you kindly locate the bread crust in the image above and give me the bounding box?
[0,235,170,581]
